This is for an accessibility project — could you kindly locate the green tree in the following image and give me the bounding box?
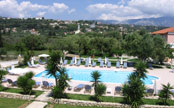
[0,48,7,59]
[52,67,70,98]
[23,35,45,50]
[46,51,63,86]
[0,69,8,91]
[159,83,173,105]
[0,32,3,48]
[91,71,101,93]
[23,50,33,65]
[91,71,106,101]
[15,42,26,55]
[57,67,70,90]
[122,74,146,108]
[17,72,35,94]
[124,32,154,61]
[95,83,106,101]
[122,61,147,107]
[152,36,168,64]
[134,61,147,79]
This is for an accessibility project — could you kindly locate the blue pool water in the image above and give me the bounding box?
[35,68,158,85]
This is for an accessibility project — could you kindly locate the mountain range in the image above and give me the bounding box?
[98,17,174,27]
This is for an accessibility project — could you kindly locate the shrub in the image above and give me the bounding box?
[158,83,173,105]
[94,83,106,101]
[122,74,146,107]
[0,69,7,91]
[17,72,35,95]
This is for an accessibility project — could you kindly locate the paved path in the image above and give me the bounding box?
[26,101,48,108]
[26,91,51,108]
[35,91,51,102]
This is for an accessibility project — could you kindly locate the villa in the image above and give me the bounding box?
[152,27,174,48]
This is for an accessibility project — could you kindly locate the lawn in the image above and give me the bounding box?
[53,104,107,108]
[2,88,43,97]
[67,94,174,106]
[0,98,29,108]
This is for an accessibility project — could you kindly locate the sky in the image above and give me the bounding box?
[0,0,173,21]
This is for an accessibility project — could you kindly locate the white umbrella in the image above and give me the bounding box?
[105,57,107,65]
[31,57,35,65]
[18,54,22,65]
[153,80,157,95]
[60,57,63,64]
[74,56,77,64]
[89,57,91,64]
[120,56,123,65]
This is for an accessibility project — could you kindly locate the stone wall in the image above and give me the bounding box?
[0,92,35,100]
[49,98,174,108]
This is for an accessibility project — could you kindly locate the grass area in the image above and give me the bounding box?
[66,94,174,106]
[7,50,49,56]
[2,88,43,97]
[127,58,139,62]
[0,98,29,108]
[53,104,106,108]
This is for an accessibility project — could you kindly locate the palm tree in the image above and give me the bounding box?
[159,83,174,105]
[134,61,147,79]
[91,71,106,101]
[58,67,70,91]
[0,70,7,84]
[46,51,63,86]
[95,83,106,101]
[91,71,101,93]
[122,73,146,107]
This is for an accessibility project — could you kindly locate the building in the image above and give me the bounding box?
[152,27,174,47]
[75,24,81,34]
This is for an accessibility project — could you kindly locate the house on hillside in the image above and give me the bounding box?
[152,27,174,48]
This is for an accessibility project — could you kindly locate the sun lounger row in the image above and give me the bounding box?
[71,84,92,93]
[63,57,127,68]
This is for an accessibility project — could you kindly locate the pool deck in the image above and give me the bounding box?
[2,64,174,97]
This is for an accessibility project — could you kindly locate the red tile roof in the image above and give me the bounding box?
[152,27,174,35]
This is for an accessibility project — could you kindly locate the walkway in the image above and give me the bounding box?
[26,91,51,108]
[26,101,47,108]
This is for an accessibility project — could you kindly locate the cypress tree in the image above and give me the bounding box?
[0,32,3,48]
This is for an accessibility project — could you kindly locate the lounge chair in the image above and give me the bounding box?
[70,60,74,66]
[85,60,89,67]
[1,78,7,83]
[146,89,154,96]
[31,60,40,67]
[92,61,96,67]
[148,63,153,70]
[76,60,81,66]
[74,84,85,91]
[107,62,111,68]
[84,85,92,93]
[7,79,17,86]
[63,60,68,65]
[27,62,37,68]
[123,62,127,69]
[116,61,120,68]
[114,86,122,95]
[106,88,112,94]
[33,82,41,88]
[98,57,102,62]
[38,59,46,65]
[42,81,49,89]
[100,61,104,67]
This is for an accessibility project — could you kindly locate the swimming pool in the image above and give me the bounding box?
[35,68,158,85]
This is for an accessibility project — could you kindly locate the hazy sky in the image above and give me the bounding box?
[0,0,173,21]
